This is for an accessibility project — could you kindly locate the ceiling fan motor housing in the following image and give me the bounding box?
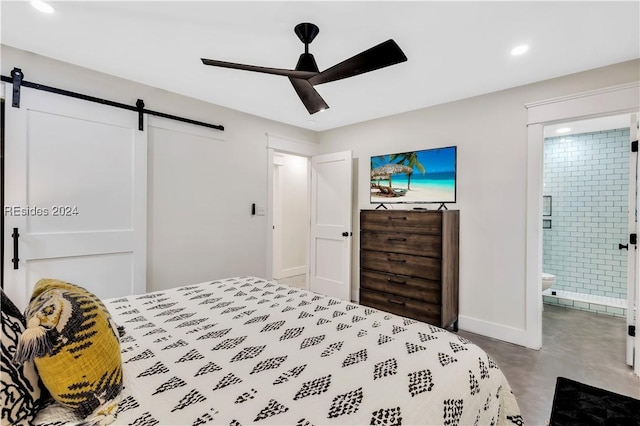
[296,53,319,73]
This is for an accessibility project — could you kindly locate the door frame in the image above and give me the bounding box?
[524,81,640,353]
[628,113,640,374]
[272,158,284,279]
[265,133,320,288]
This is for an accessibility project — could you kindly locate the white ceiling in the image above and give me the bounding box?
[1,1,638,132]
[544,114,633,138]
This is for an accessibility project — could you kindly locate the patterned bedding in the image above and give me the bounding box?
[34,276,522,425]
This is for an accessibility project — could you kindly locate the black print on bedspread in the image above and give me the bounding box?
[32,276,522,425]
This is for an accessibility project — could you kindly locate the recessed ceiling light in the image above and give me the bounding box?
[510,44,529,56]
[556,127,571,134]
[30,0,55,14]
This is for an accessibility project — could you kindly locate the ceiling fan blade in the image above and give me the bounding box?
[289,77,329,114]
[201,58,317,79]
[308,39,407,86]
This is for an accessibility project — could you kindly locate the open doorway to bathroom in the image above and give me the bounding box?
[271,152,309,290]
[541,113,634,368]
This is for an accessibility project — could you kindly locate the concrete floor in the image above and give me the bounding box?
[459,304,640,425]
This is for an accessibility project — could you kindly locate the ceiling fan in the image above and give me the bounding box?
[201,23,407,114]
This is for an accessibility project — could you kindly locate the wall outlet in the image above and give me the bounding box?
[256,205,266,216]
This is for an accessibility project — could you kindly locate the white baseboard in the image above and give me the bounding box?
[275,266,306,280]
[458,315,538,349]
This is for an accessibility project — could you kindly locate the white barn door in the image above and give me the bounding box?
[3,84,147,310]
[309,151,352,301]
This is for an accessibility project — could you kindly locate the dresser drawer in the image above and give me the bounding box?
[361,250,441,281]
[361,231,441,258]
[360,288,441,325]
[361,210,442,234]
[360,270,441,304]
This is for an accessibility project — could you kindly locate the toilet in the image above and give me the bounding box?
[541,273,556,311]
[542,272,556,292]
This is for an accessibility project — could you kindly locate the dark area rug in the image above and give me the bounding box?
[550,376,640,425]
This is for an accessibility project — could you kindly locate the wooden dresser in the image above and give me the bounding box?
[359,209,459,330]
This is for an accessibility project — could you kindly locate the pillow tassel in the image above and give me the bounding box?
[12,317,54,364]
[77,415,115,426]
[77,398,119,426]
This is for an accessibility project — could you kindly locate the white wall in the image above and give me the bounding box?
[1,45,318,292]
[318,59,640,343]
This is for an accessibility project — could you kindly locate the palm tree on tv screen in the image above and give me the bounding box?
[389,152,425,190]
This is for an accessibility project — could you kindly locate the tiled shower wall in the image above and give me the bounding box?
[542,128,630,316]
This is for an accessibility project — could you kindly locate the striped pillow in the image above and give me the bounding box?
[13,279,122,424]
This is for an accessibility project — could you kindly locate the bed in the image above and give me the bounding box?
[33,276,522,425]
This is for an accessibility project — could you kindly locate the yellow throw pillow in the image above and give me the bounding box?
[13,279,122,424]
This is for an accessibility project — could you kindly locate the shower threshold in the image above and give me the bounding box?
[543,288,626,311]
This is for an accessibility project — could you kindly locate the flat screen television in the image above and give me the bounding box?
[370,146,457,206]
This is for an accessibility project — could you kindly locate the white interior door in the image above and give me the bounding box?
[628,113,640,375]
[309,151,352,300]
[3,84,147,310]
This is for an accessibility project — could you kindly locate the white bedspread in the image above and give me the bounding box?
[35,276,522,425]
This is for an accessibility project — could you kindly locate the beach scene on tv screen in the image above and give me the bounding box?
[370,147,456,204]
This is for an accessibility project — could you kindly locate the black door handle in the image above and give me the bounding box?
[342,232,352,237]
[619,243,629,250]
[11,228,19,270]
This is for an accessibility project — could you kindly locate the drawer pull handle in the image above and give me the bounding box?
[387,299,406,306]
[387,279,406,285]
[388,258,406,263]
[388,216,407,220]
[387,237,407,242]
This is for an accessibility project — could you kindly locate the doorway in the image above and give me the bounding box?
[525,81,640,375]
[272,152,309,289]
[265,134,320,290]
[542,115,631,315]
[265,134,354,301]
[540,114,634,369]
